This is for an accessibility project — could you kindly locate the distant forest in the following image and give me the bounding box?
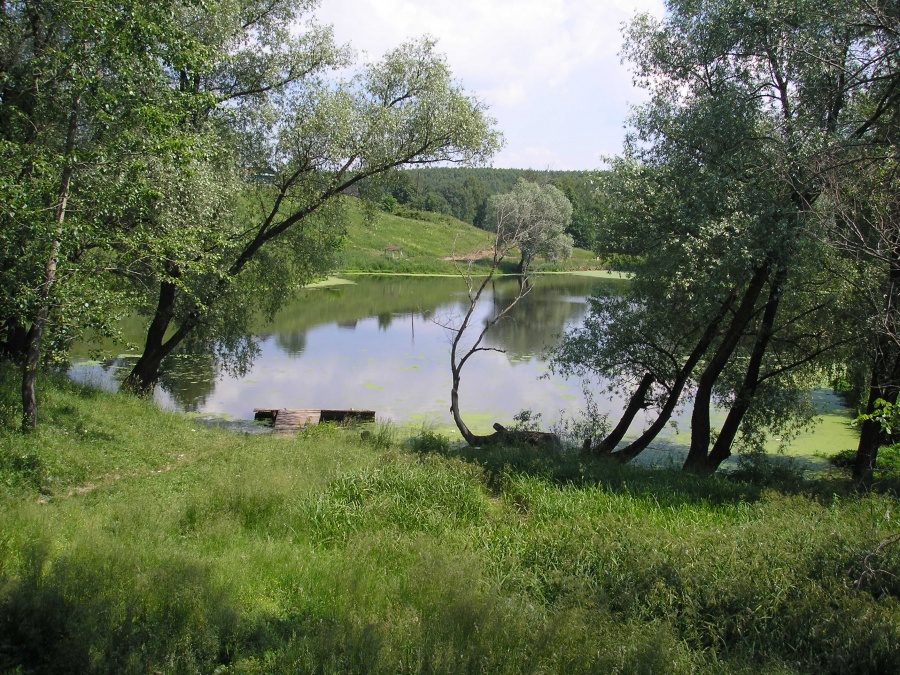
[358,167,606,251]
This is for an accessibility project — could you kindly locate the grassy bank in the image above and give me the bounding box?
[337,201,606,275]
[1,363,898,673]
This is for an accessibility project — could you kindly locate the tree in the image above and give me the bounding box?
[119,33,501,394]
[821,156,900,485]
[0,0,206,428]
[554,0,861,473]
[551,174,603,250]
[485,180,573,274]
[445,184,567,447]
[812,1,900,485]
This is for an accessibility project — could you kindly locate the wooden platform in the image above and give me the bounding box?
[254,408,376,434]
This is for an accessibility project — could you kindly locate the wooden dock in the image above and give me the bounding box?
[254,408,376,434]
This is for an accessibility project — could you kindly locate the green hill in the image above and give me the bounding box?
[337,198,600,275]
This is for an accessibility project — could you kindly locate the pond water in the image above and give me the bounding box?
[68,273,857,464]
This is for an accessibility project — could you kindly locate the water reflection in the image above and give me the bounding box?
[69,274,623,429]
[67,273,856,460]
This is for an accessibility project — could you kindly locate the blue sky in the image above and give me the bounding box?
[315,0,665,170]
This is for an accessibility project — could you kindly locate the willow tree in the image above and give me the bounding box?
[555,0,863,473]
[98,4,501,394]
[484,179,573,274]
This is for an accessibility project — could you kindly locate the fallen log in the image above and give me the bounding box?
[465,423,561,449]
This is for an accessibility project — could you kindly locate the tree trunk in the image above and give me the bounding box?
[593,372,654,453]
[853,353,900,486]
[696,267,786,474]
[121,278,192,396]
[854,398,886,487]
[450,373,508,446]
[854,242,900,486]
[21,96,79,430]
[683,262,771,473]
[610,289,738,463]
[517,252,528,275]
[450,371,478,446]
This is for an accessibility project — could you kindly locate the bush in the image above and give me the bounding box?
[408,427,452,454]
[830,444,900,481]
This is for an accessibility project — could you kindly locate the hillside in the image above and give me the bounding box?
[337,198,600,275]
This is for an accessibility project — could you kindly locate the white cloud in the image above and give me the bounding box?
[313,0,665,168]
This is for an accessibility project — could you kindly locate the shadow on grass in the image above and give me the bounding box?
[0,541,245,673]
[0,536,702,675]
[408,431,879,508]
[411,438,760,504]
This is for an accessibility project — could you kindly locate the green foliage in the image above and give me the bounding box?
[511,408,542,432]
[831,444,900,484]
[409,427,453,454]
[856,398,900,435]
[486,179,574,273]
[549,384,611,449]
[379,193,397,213]
[0,0,207,362]
[358,423,397,451]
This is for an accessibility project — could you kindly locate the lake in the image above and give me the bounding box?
[68,273,858,464]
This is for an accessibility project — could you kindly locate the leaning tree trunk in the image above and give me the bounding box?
[21,97,79,430]
[696,267,786,475]
[121,277,196,396]
[609,289,738,463]
[449,372,507,446]
[591,372,654,454]
[683,262,771,473]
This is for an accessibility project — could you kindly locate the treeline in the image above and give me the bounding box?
[360,168,606,250]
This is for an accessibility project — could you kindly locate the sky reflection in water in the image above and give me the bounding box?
[68,274,856,461]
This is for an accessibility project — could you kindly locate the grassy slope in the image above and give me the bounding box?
[1,364,898,674]
[336,200,602,275]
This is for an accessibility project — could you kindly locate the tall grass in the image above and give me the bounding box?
[0,362,898,673]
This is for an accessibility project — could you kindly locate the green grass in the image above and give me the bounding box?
[1,363,899,673]
[336,200,605,275]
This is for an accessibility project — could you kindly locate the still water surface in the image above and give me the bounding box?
[70,274,619,429]
[69,274,856,461]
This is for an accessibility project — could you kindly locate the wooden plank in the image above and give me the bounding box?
[273,410,320,433]
[320,409,376,423]
[254,408,376,435]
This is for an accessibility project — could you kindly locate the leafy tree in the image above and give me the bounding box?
[0,0,206,428]
[119,31,501,394]
[551,174,603,250]
[554,0,862,473]
[485,180,573,274]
